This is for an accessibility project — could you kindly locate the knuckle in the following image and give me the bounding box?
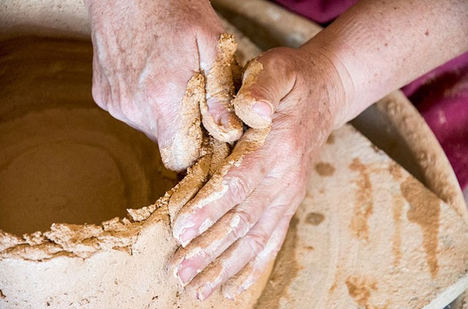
[245,231,269,255]
[91,82,107,109]
[231,209,254,239]
[226,176,251,204]
[276,137,301,162]
[261,47,296,79]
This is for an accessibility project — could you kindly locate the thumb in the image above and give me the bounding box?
[233,51,296,129]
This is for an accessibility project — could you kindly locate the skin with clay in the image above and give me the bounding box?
[84,0,468,301]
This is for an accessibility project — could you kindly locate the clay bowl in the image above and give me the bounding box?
[0,4,271,308]
[0,35,274,308]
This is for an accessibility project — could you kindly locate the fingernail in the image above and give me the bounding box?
[196,285,212,301]
[207,98,229,126]
[180,228,198,247]
[252,101,273,121]
[218,110,234,128]
[177,265,196,285]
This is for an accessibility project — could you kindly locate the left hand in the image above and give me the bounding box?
[170,46,349,300]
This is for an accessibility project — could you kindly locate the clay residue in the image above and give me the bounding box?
[160,73,205,172]
[315,162,335,177]
[305,212,325,226]
[255,217,300,309]
[232,59,270,129]
[326,133,335,144]
[173,127,270,244]
[349,158,373,241]
[388,162,403,180]
[345,276,377,308]
[202,33,243,142]
[392,195,404,267]
[167,149,212,224]
[401,177,440,277]
[0,108,177,235]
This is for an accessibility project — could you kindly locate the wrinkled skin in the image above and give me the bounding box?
[87,0,347,295]
[170,47,347,300]
[87,0,468,302]
[86,1,346,298]
[86,0,239,171]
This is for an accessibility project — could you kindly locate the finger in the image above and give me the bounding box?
[167,150,211,224]
[171,176,280,286]
[233,50,297,129]
[167,138,229,224]
[187,192,300,301]
[159,73,205,172]
[222,212,294,300]
[172,127,270,247]
[199,33,243,142]
[208,138,230,177]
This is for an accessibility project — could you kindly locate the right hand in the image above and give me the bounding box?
[86,0,243,171]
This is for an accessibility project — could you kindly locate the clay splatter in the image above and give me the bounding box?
[349,158,373,241]
[392,195,404,267]
[345,276,377,308]
[388,162,402,180]
[0,289,5,299]
[305,212,325,226]
[315,162,335,177]
[255,217,301,309]
[401,177,440,277]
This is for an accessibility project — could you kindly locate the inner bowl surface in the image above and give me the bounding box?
[0,37,177,235]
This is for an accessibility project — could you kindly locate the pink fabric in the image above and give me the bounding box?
[274,0,468,190]
[402,55,468,189]
[274,0,357,23]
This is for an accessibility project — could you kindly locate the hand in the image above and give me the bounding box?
[170,46,349,300]
[86,0,243,171]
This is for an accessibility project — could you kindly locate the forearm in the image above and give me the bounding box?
[303,0,468,127]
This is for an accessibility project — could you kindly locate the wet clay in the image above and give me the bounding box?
[305,212,325,225]
[0,108,177,235]
[401,177,441,277]
[315,162,335,177]
[349,158,373,242]
[0,38,177,235]
[345,276,378,308]
[201,33,244,143]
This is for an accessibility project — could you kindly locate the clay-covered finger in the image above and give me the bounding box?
[159,73,205,172]
[172,128,270,247]
[167,138,229,223]
[200,33,243,143]
[232,50,297,129]
[221,212,293,300]
[186,193,298,301]
[171,181,279,286]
